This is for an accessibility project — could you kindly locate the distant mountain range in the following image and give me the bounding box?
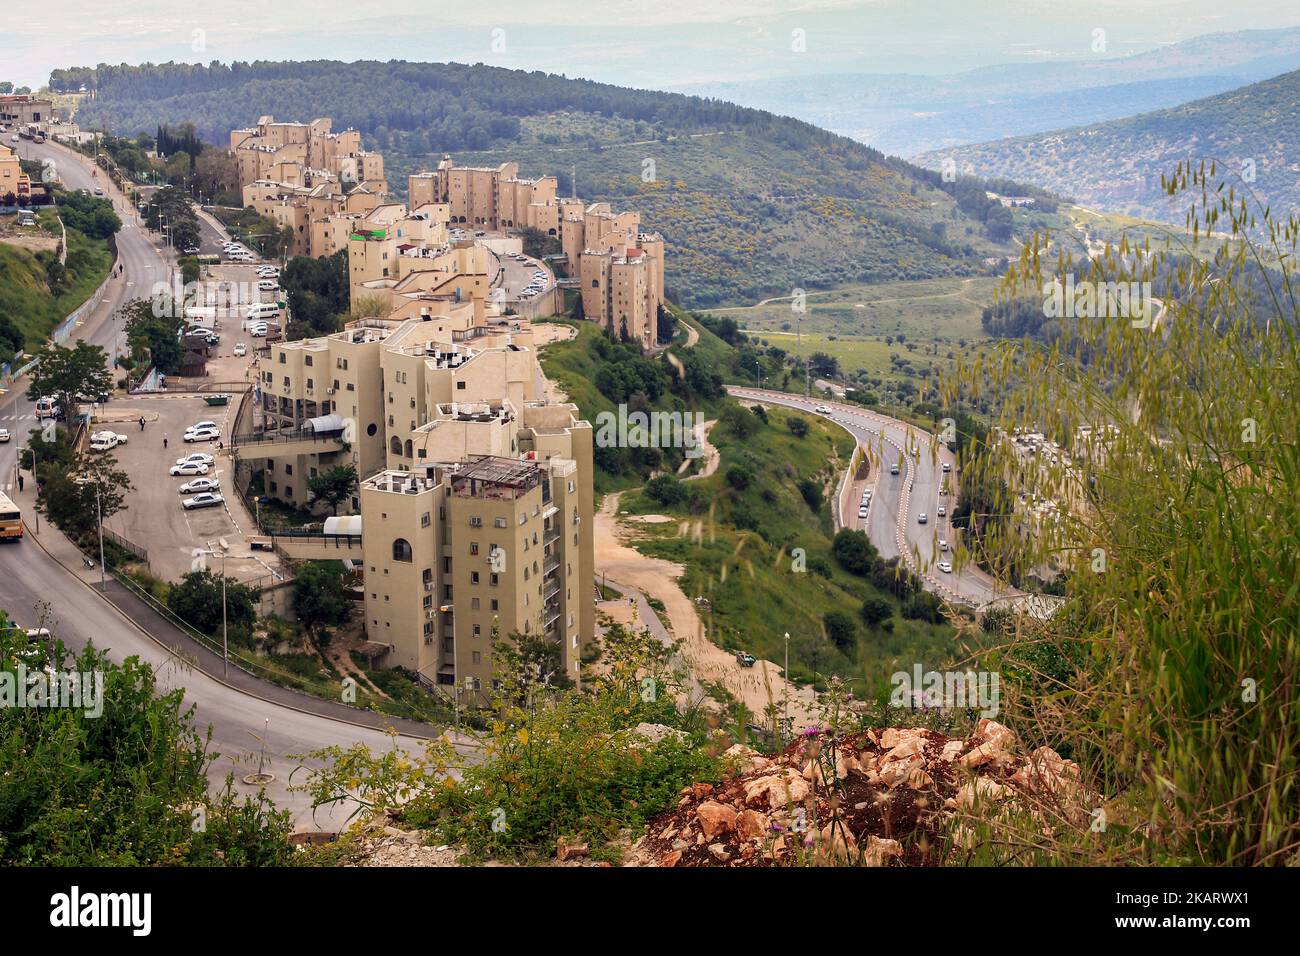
[913,67,1300,227]
[679,26,1300,156]
[62,60,1050,307]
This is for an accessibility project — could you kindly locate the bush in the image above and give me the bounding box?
[645,474,687,507]
[823,610,858,652]
[831,528,878,576]
[787,416,809,438]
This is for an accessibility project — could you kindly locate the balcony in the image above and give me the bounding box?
[543,556,560,576]
[544,580,560,602]
[543,527,560,547]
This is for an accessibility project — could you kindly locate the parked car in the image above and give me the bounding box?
[233,343,247,357]
[939,539,949,552]
[858,506,868,519]
[183,246,200,255]
[185,421,218,433]
[938,561,953,573]
[249,324,268,337]
[89,431,128,452]
[184,427,220,443]
[0,429,9,443]
[179,477,220,495]
[169,462,210,477]
[176,453,215,467]
[937,505,946,517]
[182,492,225,511]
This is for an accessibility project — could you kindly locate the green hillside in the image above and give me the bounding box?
[916,68,1300,226]
[61,60,1053,306]
[0,222,112,357]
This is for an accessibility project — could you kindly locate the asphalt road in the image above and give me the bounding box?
[2,139,170,492]
[728,387,1019,606]
[0,141,443,829]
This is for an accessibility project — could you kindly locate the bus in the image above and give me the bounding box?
[0,491,22,541]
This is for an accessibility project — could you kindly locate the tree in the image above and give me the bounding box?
[167,570,259,635]
[831,528,878,576]
[26,341,112,422]
[823,610,857,652]
[36,452,132,543]
[787,416,809,438]
[859,596,893,628]
[307,465,358,516]
[293,562,351,645]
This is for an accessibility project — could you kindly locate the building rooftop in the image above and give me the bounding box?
[451,455,540,492]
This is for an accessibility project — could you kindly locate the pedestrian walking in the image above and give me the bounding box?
[163,434,168,449]
[139,416,145,431]
[18,473,24,493]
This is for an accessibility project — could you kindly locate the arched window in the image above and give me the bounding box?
[591,279,599,288]
[404,439,413,458]
[390,436,402,455]
[392,538,412,562]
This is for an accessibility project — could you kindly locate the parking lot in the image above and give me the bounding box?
[93,278,285,586]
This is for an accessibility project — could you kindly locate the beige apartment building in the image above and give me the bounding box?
[360,417,593,696]
[231,116,390,259]
[404,157,666,349]
[243,290,595,695]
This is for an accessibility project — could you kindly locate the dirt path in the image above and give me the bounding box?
[594,491,818,726]
[677,419,719,479]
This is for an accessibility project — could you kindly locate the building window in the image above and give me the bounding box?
[471,572,480,585]
[491,599,499,612]
[390,436,402,455]
[470,516,482,527]
[470,542,479,555]
[494,517,507,528]
[392,538,413,562]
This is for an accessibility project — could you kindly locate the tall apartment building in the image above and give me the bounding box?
[360,403,593,697]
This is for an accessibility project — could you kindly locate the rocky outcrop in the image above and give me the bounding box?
[624,719,1089,867]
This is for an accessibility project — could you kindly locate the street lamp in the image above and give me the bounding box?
[783,631,790,741]
[93,480,106,590]
[198,542,230,677]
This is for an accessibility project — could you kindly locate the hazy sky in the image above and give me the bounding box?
[9,0,1300,90]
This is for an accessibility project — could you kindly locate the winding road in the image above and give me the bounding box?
[727,387,1030,608]
[0,141,443,829]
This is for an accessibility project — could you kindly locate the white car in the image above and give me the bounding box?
[864,489,872,500]
[186,420,218,433]
[938,561,952,574]
[918,513,928,524]
[179,477,220,494]
[815,405,831,415]
[185,427,220,443]
[170,462,210,477]
[939,539,949,552]
[89,431,128,452]
[233,343,247,357]
[942,463,952,473]
[858,506,868,519]
[175,453,215,467]
[937,505,946,517]
[257,279,279,291]
[182,492,225,510]
[249,324,268,337]
[0,428,9,443]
